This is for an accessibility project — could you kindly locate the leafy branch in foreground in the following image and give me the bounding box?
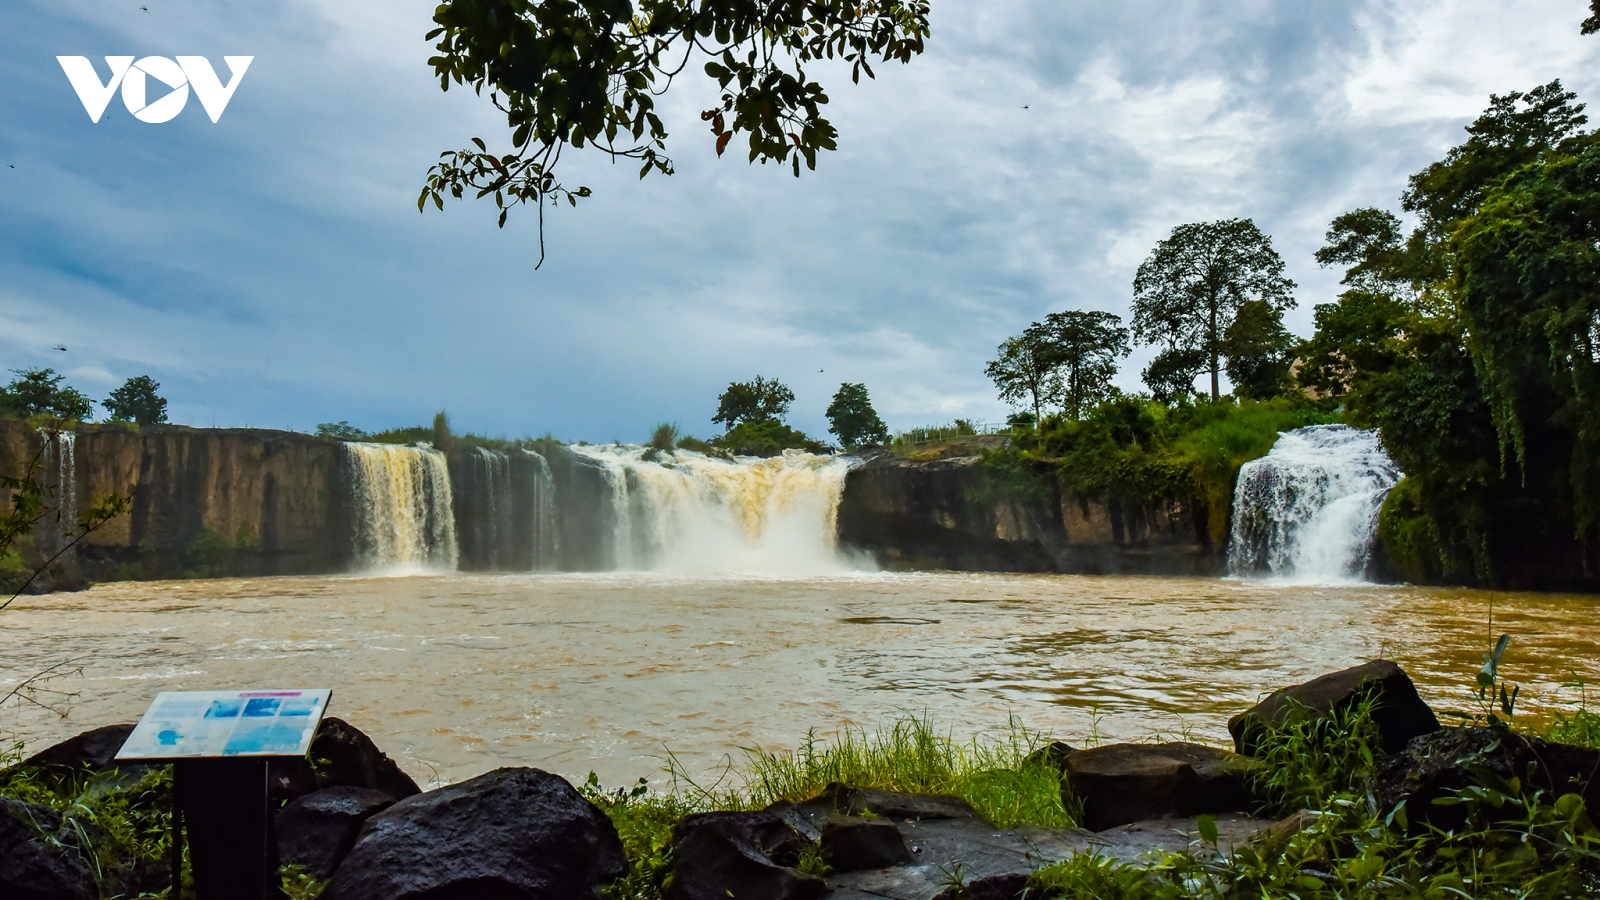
[419,0,931,264]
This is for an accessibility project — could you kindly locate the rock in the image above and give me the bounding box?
[1064,742,1249,831]
[932,872,1029,900]
[0,797,95,900]
[666,810,825,900]
[321,767,624,900]
[276,787,396,881]
[826,784,980,821]
[1373,725,1600,831]
[19,724,138,773]
[270,717,421,804]
[820,816,915,871]
[1023,740,1074,772]
[1229,660,1440,756]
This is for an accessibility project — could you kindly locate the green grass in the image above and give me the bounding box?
[1241,693,1383,817]
[1545,702,1600,749]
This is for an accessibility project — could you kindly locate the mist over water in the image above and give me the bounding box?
[567,446,864,574]
[1228,425,1402,584]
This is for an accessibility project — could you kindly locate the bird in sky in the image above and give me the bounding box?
[1021,105,1030,109]
[53,345,67,352]
[140,5,149,11]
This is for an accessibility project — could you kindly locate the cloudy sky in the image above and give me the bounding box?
[2,1,1597,442]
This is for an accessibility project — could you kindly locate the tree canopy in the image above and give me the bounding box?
[825,382,887,449]
[985,333,1062,424]
[1131,219,1296,400]
[712,375,794,429]
[0,369,93,421]
[419,0,931,261]
[1034,311,1129,420]
[103,376,168,426]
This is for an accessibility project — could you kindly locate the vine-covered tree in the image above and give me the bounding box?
[104,376,168,425]
[713,375,794,429]
[419,0,931,261]
[1131,219,1296,400]
[1,369,93,421]
[1034,311,1129,420]
[825,382,887,449]
[985,333,1061,424]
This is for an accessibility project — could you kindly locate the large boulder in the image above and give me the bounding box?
[19,724,137,773]
[320,767,625,900]
[1229,661,1440,756]
[276,787,396,880]
[666,810,825,900]
[1064,742,1249,831]
[819,816,914,871]
[0,797,95,900]
[1373,725,1600,831]
[270,717,421,804]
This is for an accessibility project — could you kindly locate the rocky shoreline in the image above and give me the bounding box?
[2,660,1597,899]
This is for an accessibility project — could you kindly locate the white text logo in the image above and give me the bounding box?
[57,56,253,123]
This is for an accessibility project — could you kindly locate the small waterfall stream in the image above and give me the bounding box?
[1227,425,1401,583]
[568,445,859,573]
[342,443,458,571]
[37,429,78,554]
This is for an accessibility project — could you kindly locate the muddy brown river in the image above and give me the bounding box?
[2,573,1595,790]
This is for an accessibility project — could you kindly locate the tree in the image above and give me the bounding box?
[985,333,1062,424]
[1222,300,1296,400]
[1034,311,1129,420]
[825,383,887,449]
[419,0,931,262]
[1142,347,1206,404]
[1,369,93,421]
[316,421,370,440]
[103,375,168,425]
[713,376,794,429]
[1131,219,1296,400]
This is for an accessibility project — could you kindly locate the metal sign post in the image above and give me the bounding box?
[116,689,333,900]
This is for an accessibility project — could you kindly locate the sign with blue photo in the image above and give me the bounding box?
[115,689,331,759]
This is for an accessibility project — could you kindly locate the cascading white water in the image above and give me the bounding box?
[37,429,77,552]
[567,445,862,574]
[1227,425,1402,583]
[522,449,559,570]
[342,442,459,572]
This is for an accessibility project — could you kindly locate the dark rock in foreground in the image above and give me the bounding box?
[1064,741,1249,831]
[321,767,624,900]
[276,786,396,880]
[931,872,1029,900]
[666,810,825,900]
[821,815,916,871]
[270,717,422,804]
[0,797,95,900]
[1229,660,1440,756]
[1374,725,1600,831]
[20,724,138,773]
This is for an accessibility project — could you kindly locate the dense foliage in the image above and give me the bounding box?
[824,382,887,449]
[419,0,931,258]
[1303,82,1600,588]
[103,376,168,426]
[0,368,94,421]
[987,310,1130,421]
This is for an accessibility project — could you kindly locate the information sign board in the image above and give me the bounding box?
[115,689,332,760]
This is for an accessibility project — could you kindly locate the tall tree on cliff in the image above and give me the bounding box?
[1,369,94,421]
[713,376,794,429]
[418,0,931,263]
[825,383,888,449]
[1131,219,1296,400]
[985,333,1062,425]
[1033,311,1129,420]
[103,376,168,426]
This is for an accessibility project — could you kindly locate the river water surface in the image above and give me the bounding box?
[2,573,1596,790]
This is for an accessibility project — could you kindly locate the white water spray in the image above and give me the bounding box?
[568,445,862,574]
[342,443,458,572]
[1227,425,1401,583]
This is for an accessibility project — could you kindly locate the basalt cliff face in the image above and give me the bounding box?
[836,451,1221,575]
[0,421,350,589]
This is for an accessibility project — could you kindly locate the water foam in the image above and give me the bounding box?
[342,442,458,572]
[1227,424,1401,584]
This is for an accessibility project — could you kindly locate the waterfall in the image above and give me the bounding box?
[37,429,77,553]
[342,442,458,572]
[1227,425,1402,583]
[566,445,860,574]
[520,450,559,570]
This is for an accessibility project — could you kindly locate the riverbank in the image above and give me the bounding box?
[3,661,1596,899]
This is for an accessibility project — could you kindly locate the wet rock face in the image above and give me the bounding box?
[0,797,95,900]
[821,816,916,871]
[1064,742,1249,831]
[1373,725,1600,831]
[321,767,625,900]
[276,787,396,881]
[665,810,826,900]
[1228,660,1441,756]
[270,717,421,804]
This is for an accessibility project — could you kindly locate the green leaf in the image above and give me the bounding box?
[1196,813,1218,845]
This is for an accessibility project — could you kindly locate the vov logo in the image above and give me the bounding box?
[57,56,253,123]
